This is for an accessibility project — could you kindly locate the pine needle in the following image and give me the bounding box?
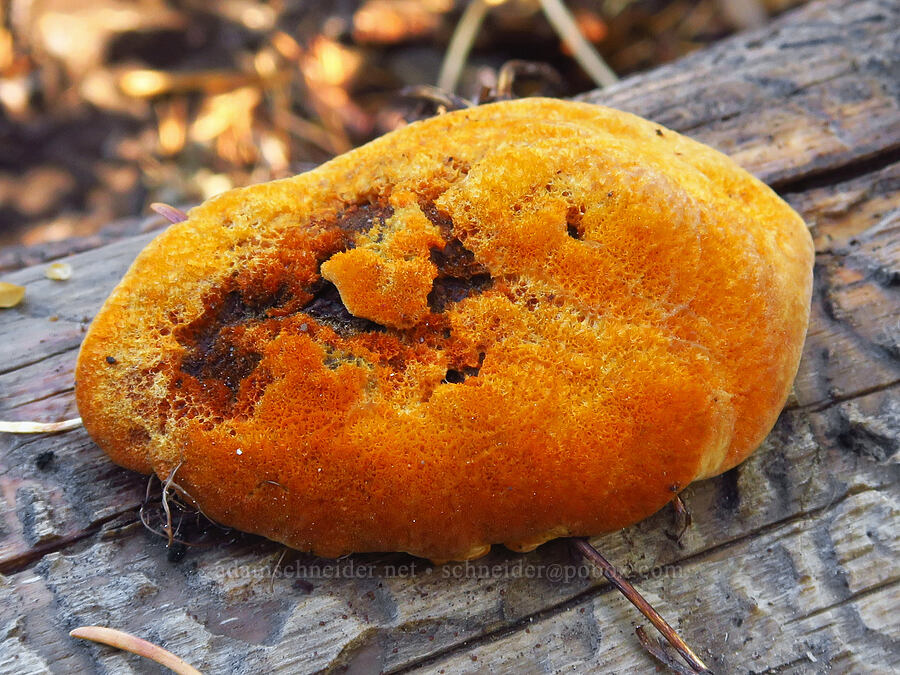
[0,417,83,433]
[70,626,203,675]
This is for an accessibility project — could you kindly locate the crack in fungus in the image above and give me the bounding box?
[302,279,387,336]
[444,352,485,384]
[422,200,495,313]
[566,204,585,239]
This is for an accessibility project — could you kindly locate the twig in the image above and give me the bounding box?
[70,626,203,675]
[165,480,222,528]
[119,68,279,98]
[0,417,82,433]
[573,538,710,673]
[439,0,616,95]
[272,108,344,156]
[438,0,491,93]
[139,475,170,541]
[538,0,618,88]
[400,84,473,111]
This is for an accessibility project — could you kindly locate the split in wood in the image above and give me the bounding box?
[70,626,203,675]
[573,538,711,673]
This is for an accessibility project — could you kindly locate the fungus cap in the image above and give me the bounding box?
[76,99,814,561]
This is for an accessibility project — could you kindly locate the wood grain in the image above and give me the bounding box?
[1,0,898,672]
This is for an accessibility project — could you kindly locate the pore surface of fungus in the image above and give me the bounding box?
[76,99,814,561]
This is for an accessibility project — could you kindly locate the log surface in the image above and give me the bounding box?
[1,0,898,672]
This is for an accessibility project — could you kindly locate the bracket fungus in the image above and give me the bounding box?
[76,98,814,563]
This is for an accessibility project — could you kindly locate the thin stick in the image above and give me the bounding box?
[139,474,172,541]
[140,472,225,547]
[538,0,618,88]
[70,626,203,675]
[273,108,344,156]
[573,538,710,673]
[716,0,766,30]
[0,417,82,433]
[437,0,491,93]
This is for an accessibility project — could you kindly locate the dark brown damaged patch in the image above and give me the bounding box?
[336,201,394,238]
[428,276,493,313]
[174,201,397,404]
[421,199,494,313]
[177,276,388,397]
[178,289,285,397]
[172,190,497,418]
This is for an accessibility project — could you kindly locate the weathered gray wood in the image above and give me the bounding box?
[0,214,168,275]
[1,0,898,672]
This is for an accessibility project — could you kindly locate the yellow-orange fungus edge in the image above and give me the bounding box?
[76,99,814,561]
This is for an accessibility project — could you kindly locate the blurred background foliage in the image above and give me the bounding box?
[0,0,808,254]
